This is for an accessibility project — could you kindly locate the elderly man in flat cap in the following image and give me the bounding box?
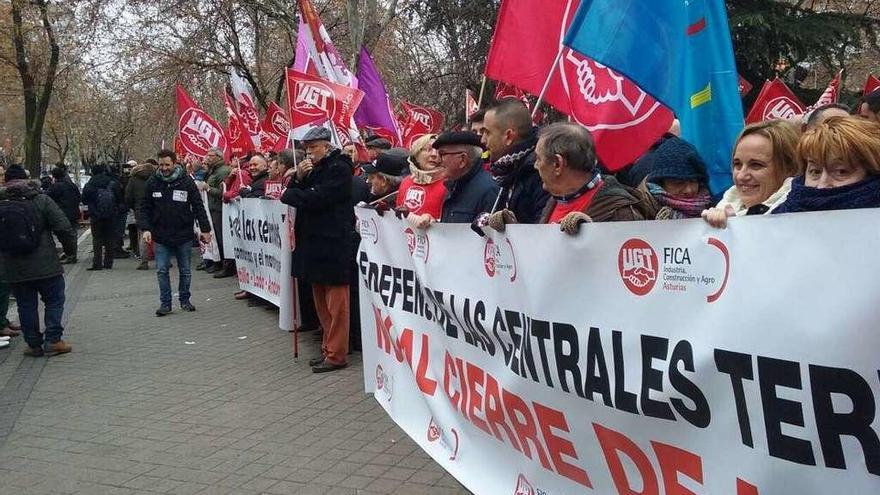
[414,131,499,228]
[281,127,354,373]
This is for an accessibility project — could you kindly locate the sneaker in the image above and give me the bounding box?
[0,336,10,341]
[155,306,172,317]
[311,361,348,374]
[46,340,72,356]
[180,301,196,312]
[0,341,8,349]
[23,346,44,357]
[308,356,325,367]
[136,261,150,270]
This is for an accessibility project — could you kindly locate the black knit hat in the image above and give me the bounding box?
[645,137,708,184]
[4,164,27,182]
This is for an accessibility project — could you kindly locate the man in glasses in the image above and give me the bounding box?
[432,132,499,225]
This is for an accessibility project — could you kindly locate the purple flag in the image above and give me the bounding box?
[354,47,402,146]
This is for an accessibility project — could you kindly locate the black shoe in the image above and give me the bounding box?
[155,306,172,317]
[136,261,150,270]
[86,266,102,271]
[308,356,325,367]
[195,262,207,271]
[180,301,196,312]
[247,297,266,307]
[311,361,348,373]
[60,255,77,265]
[205,265,218,274]
[213,268,235,279]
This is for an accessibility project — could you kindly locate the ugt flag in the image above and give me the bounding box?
[564,0,744,195]
[176,85,227,160]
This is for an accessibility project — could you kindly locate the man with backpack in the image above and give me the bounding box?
[0,165,77,356]
[139,150,212,316]
[82,164,123,270]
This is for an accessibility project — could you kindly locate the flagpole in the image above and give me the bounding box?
[476,75,487,108]
[532,47,564,119]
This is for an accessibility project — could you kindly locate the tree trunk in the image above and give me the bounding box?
[10,0,60,177]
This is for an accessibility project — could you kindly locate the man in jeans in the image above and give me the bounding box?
[0,165,77,356]
[139,150,212,316]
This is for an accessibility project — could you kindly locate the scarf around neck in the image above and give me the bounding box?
[408,160,444,185]
[156,165,184,183]
[647,182,712,219]
[489,130,538,187]
[773,174,880,214]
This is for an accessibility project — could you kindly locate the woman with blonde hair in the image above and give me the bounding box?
[398,134,447,228]
[702,120,802,227]
[773,116,880,213]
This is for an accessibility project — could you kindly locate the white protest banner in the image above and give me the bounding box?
[196,187,221,262]
[223,198,298,331]
[356,208,880,495]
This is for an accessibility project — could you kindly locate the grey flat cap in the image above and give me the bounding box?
[302,127,332,142]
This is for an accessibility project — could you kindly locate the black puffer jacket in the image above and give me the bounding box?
[240,170,269,198]
[82,172,123,220]
[138,167,211,247]
[281,149,353,285]
[497,150,548,224]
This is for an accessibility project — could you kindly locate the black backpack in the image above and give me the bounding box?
[92,185,116,220]
[0,195,43,255]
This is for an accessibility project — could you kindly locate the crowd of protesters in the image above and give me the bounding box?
[1,90,879,364]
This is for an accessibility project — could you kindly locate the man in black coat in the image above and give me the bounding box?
[280,127,353,373]
[139,150,212,317]
[481,100,550,226]
[82,164,123,270]
[239,153,270,198]
[47,166,81,264]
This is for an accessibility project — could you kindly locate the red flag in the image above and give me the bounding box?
[400,101,444,149]
[176,85,227,160]
[745,78,806,124]
[173,136,186,162]
[222,92,255,159]
[260,102,290,151]
[864,74,880,96]
[738,74,753,97]
[230,72,262,148]
[466,89,479,122]
[484,0,673,171]
[807,70,842,112]
[285,69,364,147]
[494,81,526,101]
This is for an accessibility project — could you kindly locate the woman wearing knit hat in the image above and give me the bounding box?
[641,137,712,220]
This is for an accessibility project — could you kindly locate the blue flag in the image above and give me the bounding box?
[564,0,743,195]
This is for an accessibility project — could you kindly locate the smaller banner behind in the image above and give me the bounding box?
[196,188,221,262]
[222,198,298,331]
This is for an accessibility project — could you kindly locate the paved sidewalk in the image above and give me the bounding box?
[0,246,467,494]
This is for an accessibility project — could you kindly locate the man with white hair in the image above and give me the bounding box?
[280,127,353,373]
[197,147,233,277]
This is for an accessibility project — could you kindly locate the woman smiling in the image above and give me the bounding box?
[702,120,802,228]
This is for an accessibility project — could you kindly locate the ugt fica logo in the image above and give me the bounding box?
[375,365,392,402]
[404,228,430,262]
[618,238,658,296]
[483,238,518,282]
[357,217,379,244]
[514,474,548,495]
[426,417,459,461]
